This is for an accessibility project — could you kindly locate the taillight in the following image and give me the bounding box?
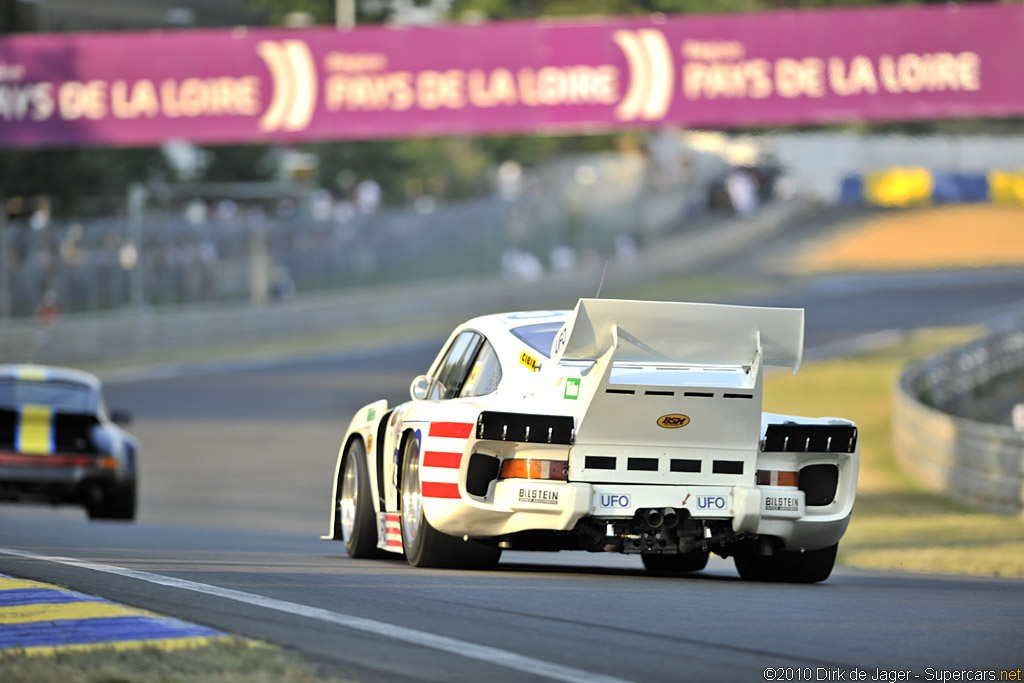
[756,469,799,487]
[499,459,568,481]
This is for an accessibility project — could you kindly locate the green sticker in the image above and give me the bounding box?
[367,407,377,422]
[564,377,580,400]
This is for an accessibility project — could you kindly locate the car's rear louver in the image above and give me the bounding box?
[762,424,858,453]
[476,411,574,445]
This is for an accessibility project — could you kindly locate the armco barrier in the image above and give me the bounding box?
[893,325,1024,515]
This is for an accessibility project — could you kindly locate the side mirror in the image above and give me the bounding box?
[410,375,430,401]
[109,409,133,427]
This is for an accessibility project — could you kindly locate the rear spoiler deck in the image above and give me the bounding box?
[550,298,805,374]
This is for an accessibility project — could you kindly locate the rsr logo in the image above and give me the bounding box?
[600,494,631,508]
[697,495,726,510]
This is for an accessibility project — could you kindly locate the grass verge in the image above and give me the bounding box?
[763,326,1024,578]
[1,638,352,683]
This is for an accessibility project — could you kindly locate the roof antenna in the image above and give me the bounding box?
[594,258,609,299]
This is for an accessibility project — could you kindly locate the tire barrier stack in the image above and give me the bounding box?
[893,324,1024,515]
[840,168,1024,207]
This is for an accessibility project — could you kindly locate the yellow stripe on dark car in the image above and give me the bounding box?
[14,365,48,382]
[17,405,54,455]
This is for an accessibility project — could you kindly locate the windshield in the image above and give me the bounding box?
[0,380,95,413]
[510,322,565,359]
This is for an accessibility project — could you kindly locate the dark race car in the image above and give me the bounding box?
[0,364,138,520]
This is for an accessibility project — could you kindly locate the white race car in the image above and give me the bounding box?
[324,299,858,582]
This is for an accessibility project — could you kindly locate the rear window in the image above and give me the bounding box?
[0,381,95,413]
[510,322,564,359]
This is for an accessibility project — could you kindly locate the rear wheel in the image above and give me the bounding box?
[642,549,709,575]
[336,439,384,558]
[86,484,136,521]
[734,540,837,583]
[733,540,781,581]
[399,433,500,569]
[779,543,838,583]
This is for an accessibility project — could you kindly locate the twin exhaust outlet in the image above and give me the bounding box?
[643,507,679,530]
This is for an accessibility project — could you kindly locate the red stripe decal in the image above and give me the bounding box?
[386,539,403,547]
[386,526,401,534]
[428,421,474,439]
[422,482,461,499]
[423,451,462,469]
[385,514,399,522]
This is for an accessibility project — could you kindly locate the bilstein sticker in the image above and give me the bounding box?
[765,495,800,512]
[657,413,690,429]
[519,487,559,505]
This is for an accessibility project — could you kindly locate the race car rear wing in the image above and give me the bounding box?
[549,298,805,374]
[552,299,805,477]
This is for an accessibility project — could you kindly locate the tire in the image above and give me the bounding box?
[642,549,709,575]
[87,483,136,521]
[734,540,838,583]
[733,540,781,581]
[779,543,838,584]
[399,432,501,570]
[336,439,384,559]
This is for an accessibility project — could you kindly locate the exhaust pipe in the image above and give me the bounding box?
[662,508,679,529]
[643,508,664,529]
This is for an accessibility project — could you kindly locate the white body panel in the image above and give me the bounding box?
[326,299,858,557]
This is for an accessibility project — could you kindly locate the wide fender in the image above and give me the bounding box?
[322,399,388,540]
[400,403,488,534]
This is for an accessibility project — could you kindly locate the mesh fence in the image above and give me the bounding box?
[1,149,734,318]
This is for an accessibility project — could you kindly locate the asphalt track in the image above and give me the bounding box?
[1,268,1023,681]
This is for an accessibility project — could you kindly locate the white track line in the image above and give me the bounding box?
[0,547,632,683]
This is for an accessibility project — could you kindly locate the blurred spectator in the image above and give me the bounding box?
[355,179,382,213]
[497,161,523,200]
[35,290,59,325]
[501,249,543,281]
[725,168,759,217]
[614,234,638,263]
[197,237,219,299]
[549,245,577,273]
[269,265,295,303]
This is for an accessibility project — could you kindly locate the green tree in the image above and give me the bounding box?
[0,147,171,215]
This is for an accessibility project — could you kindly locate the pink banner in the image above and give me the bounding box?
[0,4,1021,147]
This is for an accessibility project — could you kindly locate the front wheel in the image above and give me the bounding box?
[400,433,500,569]
[336,439,384,559]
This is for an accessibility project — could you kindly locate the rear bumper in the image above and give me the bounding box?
[0,463,132,505]
[426,479,854,552]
